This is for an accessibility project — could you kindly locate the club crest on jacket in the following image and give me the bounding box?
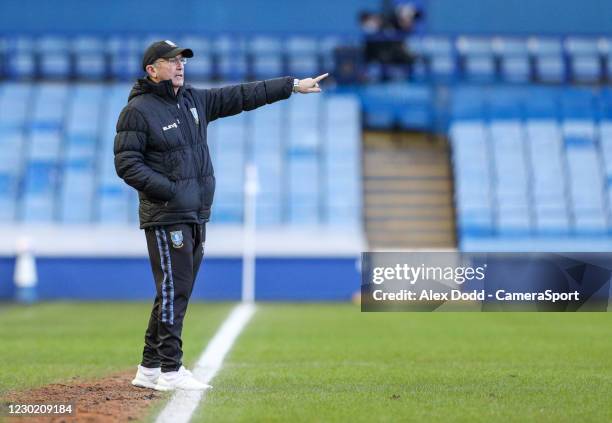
[170,230,184,248]
[190,107,199,125]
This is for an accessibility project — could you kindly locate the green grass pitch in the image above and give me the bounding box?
[0,302,232,395]
[1,303,611,422]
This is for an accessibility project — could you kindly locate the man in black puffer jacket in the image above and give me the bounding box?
[115,40,328,392]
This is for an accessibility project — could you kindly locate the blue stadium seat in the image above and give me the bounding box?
[455,179,492,210]
[66,84,103,136]
[21,195,54,222]
[324,95,361,225]
[421,36,457,81]
[60,161,95,223]
[212,113,246,222]
[535,206,570,235]
[600,121,612,179]
[562,119,607,234]
[529,37,565,83]
[252,102,283,222]
[101,83,130,145]
[37,36,71,79]
[215,36,248,81]
[574,209,608,235]
[0,171,16,220]
[21,160,58,222]
[325,95,360,158]
[4,37,36,80]
[0,82,31,130]
[565,37,603,83]
[250,36,284,80]
[395,84,433,130]
[362,83,432,129]
[29,130,61,161]
[524,88,558,119]
[0,129,24,172]
[287,96,320,224]
[450,120,494,237]
[362,97,395,129]
[493,37,531,83]
[327,169,359,208]
[457,208,494,237]
[497,206,531,236]
[0,132,21,218]
[487,88,525,119]
[252,101,283,152]
[289,95,320,150]
[73,36,106,80]
[562,119,597,147]
[490,121,529,226]
[108,37,142,81]
[450,87,486,120]
[65,135,97,163]
[31,83,69,129]
[96,83,130,217]
[525,120,569,234]
[451,85,612,241]
[24,161,57,192]
[252,103,284,225]
[560,88,595,119]
[457,37,495,82]
[287,37,319,76]
[287,167,320,223]
[0,172,14,195]
[600,87,612,119]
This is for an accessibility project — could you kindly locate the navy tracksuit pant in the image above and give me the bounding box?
[141,223,205,372]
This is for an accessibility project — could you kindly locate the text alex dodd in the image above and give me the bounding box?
[372,289,580,303]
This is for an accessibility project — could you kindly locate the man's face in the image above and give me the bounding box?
[149,55,185,88]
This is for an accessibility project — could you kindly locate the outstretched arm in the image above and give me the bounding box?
[199,73,330,123]
[199,77,292,123]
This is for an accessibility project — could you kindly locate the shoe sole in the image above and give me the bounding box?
[131,378,157,390]
[153,383,174,392]
[153,383,213,392]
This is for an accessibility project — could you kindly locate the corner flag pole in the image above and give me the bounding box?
[242,163,258,303]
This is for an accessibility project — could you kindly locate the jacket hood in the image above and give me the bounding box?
[128,77,183,102]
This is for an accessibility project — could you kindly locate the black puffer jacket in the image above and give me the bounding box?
[114,76,293,228]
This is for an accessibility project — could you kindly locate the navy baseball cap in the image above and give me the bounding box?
[142,40,194,71]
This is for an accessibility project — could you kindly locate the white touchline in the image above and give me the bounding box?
[156,302,257,423]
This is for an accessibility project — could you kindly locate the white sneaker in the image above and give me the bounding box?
[154,366,212,391]
[131,365,161,389]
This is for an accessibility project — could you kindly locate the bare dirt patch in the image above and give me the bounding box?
[4,370,167,422]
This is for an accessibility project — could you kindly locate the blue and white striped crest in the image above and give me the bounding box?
[190,107,199,125]
[170,230,183,248]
